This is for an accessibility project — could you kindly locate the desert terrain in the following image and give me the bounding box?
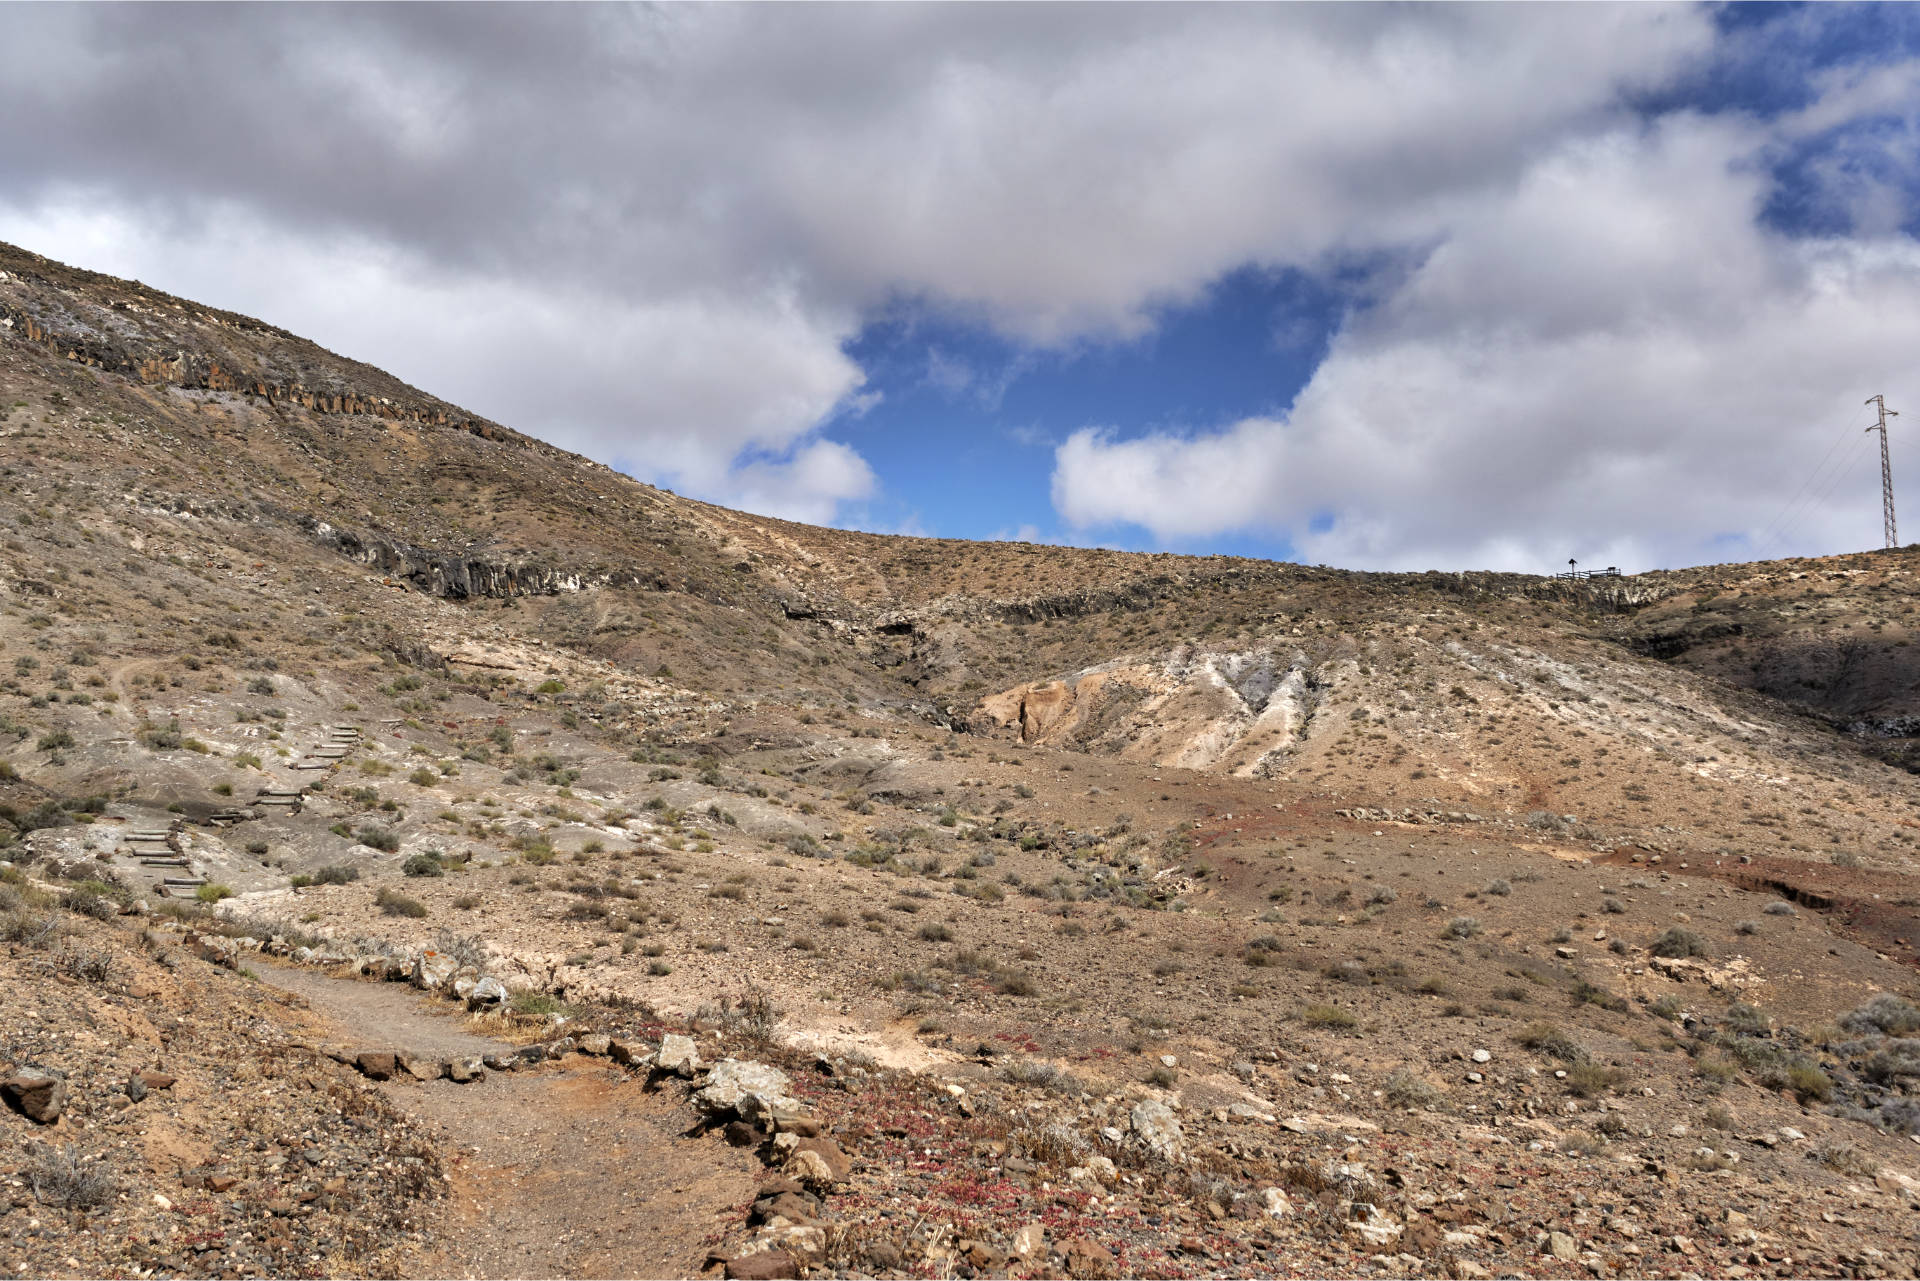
[4,240,1920,1279]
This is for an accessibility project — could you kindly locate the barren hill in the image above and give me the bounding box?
[5,241,1920,1280]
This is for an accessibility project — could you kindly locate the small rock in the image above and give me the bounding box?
[1130,1098,1184,1162]
[125,1075,148,1104]
[2,1068,68,1124]
[1011,1223,1048,1259]
[1471,1049,1492,1064]
[136,1070,176,1091]
[1261,1187,1293,1219]
[1546,1230,1579,1261]
[444,1057,486,1084]
[577,1034,611,1057]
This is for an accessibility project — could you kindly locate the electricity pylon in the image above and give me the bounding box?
[1868,394,1899,549]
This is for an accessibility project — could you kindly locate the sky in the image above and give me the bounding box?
[2,3,1919,573]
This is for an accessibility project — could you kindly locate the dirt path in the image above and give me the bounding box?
[255,963,509,1059]
[255,962,758,1279]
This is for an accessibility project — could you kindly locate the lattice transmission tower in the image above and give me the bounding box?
[1868,395,1900,549]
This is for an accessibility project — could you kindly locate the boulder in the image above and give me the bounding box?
[412,949,457,991]
[656,1033,701,1076]
[1060,1236,1117,1280]
[723,1251,799,1281]
[444,1057,487,1084]
[696,1059,798,1122]
[774,1134,852,1186]
[577,1034,611,1056]
[468,976,509,1008]
[1011,1223,1048,1260]
[1345,1203,1403,1249]
[785,1148,836,1191]
[3,1068,66,1124]
[609,1038,653,1069]
[751,1190,822,1228]
[1130,1098,1183,1161]
[354,1051,397,1081]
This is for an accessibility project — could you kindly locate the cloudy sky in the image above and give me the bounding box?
[3,3,1918,572]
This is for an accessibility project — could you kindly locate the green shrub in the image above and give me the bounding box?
[355,825,400,853]
[510,991,573,1017]
[1787,1064,1833,1103]
[1650,927,1709,959]
[195,883,233,904]
[1443,915,1482,939]
[1842,993,1920,1037]
[313,863,360,885]
[374,887,426,918]
[402,853,445,877]
[1384,1068,1443,1109]
[1301,1004,1358,1030]
[1563,1063,1625,1097]
[1515,1022,1584,1062]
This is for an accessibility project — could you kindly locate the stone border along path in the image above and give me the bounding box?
[161,913,856,1279]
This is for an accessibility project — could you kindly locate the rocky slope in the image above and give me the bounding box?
[4,241,1920,1280]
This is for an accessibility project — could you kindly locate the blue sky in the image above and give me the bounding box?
[831,265,1346,557]
[3,3,1919,571]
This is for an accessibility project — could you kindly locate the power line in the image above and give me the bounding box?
[1753,405,1874,555]
[1767,431,1875,557]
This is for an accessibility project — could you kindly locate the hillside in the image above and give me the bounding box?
[4,240,1920,1280]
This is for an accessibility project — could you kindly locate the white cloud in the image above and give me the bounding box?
[1052,110,1920,571]
[6,6,1914,566]
[0,5,1716,531]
